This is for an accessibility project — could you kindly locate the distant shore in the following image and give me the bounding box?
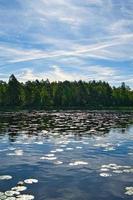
[1,106,133,112]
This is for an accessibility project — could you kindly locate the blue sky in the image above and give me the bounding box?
[0,0,133,86]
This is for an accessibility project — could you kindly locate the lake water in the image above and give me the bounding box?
[0,111,133,200]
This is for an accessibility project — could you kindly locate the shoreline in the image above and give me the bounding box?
[0,106,133,112]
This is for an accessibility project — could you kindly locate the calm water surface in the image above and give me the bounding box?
[0,111,133,200]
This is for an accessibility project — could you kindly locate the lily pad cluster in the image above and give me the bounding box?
[125,187,133,196]
[0,176,38,200]
[99,163,133,196]
[100,163,133,176]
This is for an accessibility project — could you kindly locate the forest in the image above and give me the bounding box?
[0,74,133,110]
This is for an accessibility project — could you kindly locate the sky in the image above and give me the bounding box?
[0,0,133,86]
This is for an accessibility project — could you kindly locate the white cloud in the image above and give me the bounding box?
[0,0,133,86]
[16,66,87,82]
[0,33,132,64]
[14,64,117,83]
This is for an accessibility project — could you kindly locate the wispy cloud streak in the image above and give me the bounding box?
[0,0,133,85]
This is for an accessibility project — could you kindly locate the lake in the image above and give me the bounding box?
[0,111,133,200]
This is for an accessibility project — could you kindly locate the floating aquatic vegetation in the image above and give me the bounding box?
[100,173,112,177]
[0,192,4,196]
[100,168,109,172]
[125,186,133,196]
[76,146,82,149]
[94,143,112,148]
[103,147,116,151]
[6,197,16,200]
[55,148,64,152]
[112,170,123,174]
[40,156,57,160]
[0,192,6,199]
[0,175,12,180]
[54,161,63,165]
[69,161,88,166]
[15,150,23,156]
[45,154,55,157]
[7,150,23,156]
[12,186,27,192]
[34,141,43,145]
[94,143,117,151]
[66,148,73,151]
[128,152,133,155]
[8,147,16,151]
[16,194,34,200]
[0,148,8,152]
[60,145,66,148]
[24,179,38,184]
[0,194,7,199]
[17,181,24,186]
[50,150,56,153]
[5,190,20,197]
[123,169,133,173]
[100,163,133,176]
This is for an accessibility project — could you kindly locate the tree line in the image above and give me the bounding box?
[0,74,133,109]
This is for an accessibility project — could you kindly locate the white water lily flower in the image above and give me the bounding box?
[12,186,27,192]
[16,194,34,200]
[0,175,12,180]
[24,179,38,184]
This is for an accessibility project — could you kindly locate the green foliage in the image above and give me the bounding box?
[0,74,133,109]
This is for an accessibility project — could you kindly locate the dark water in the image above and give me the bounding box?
[0,111,133,200]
